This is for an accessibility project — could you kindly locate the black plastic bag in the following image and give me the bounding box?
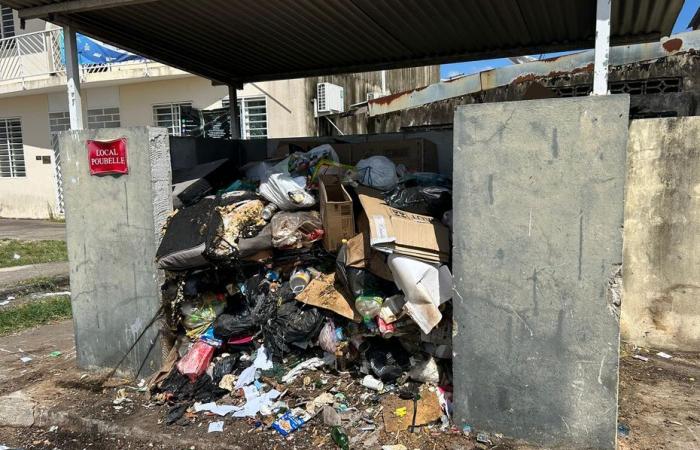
[366,338,411,382]
[213,311,256,339]
[384,173,452,217]
[212,354,238,384]
[264,300,325,358]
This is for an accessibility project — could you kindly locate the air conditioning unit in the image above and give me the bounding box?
[316,82,344,116]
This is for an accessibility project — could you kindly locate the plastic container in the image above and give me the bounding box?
[355,295,383,320]
[361,374,384,391]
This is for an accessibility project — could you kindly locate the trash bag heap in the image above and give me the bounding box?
[151,143,456,439]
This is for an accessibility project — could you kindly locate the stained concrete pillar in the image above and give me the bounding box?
[622,117,700,351]
[59,127,172,377]
[452,95,629,449]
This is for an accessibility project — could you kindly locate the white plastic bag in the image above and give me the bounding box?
[356,156,398,191]
[259,173,316,210]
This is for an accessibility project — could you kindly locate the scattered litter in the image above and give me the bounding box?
[0,301,9,306]
[208,421,224,433]
[632,354,649,362]
[657,352,673,359]
[476,432,491,444]
[272,410,306,437]
[381,445,407,450]
[13,253,20,260]
[394,407,407,417]
[281,356,329,384]
[331,426,350,449]
[194,401,239,416]
[48,425,58,433]
[617,423,630,436]
[362,375,384,392]
[113,388,131,405]
[49,351,62,358]
[322,405,342,426]
[20,357,32,363]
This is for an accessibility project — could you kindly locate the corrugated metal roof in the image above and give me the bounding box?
[367,30,700,116]
[2,0,685,84]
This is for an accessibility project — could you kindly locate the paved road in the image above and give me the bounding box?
[0,262,69,288]
[0,218,66,241]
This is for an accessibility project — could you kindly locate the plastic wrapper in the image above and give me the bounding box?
[271,211,323,249]
[384,173,452,217]
[176,341,216,382]
[288,144,339,176]
[259,173,315,210]
[180,301,226,338]
[318,320,338,353]
[356,155,398,191]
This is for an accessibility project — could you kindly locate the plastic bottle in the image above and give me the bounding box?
[289,268,311,294]
[355,295,383,321]
[261,203,279,221]
[331,426,350,450]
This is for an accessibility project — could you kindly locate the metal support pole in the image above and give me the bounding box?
[228,85,241,139]
[64,26,84,129]
[592,0,611,95]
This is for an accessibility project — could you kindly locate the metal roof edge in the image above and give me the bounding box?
[367,30,700,117]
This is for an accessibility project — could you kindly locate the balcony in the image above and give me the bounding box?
[0,29,183,96]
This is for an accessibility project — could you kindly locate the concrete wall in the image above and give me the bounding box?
[622,117,700,351]
[0,93,57,218]
[60,127,171,377]
[452,96,629,449]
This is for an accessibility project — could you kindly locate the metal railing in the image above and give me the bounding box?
[0,29,152,85]
[0,29,64,82]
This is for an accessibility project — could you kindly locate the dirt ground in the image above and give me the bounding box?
[0,321,698,450]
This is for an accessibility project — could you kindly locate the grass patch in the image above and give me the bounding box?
[0,239,68,268]
[0,295,72,335]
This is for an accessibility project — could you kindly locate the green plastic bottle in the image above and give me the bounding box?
[331,426,350,450]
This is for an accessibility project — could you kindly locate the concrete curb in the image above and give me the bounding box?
[0,390,241,449]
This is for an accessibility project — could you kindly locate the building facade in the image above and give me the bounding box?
[0,8,439,218]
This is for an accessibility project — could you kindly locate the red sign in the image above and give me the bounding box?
[87,138,128,176]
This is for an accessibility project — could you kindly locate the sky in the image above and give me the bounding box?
[440,0,700,79]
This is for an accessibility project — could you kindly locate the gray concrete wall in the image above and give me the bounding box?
[452,96,629,449]
[622,117,700,351]
[60,127,171,378]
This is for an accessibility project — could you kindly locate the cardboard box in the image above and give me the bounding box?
[319,175,355,252]
[344,139,437,172]
[357,193,450,263]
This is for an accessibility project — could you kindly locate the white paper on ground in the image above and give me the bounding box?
[208,421,224,432]
[388,254,453,334]
[194,402,241,416]
[0,301,9,306]
[20,357,32,363]
[232,388,280,418]
[281,356,328,384]
[235,345,273,389]
[657,352,673,359]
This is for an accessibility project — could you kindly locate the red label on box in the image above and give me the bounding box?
[87,138,128,176]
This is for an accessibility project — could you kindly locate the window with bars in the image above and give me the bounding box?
[0,117,25,178]
[0,5,14,39]
[223,96,268,139]
[153,102,194,136]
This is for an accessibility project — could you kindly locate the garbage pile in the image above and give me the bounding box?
[150,143,456,443]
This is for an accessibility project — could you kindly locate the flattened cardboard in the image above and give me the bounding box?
[344,230,393,281]
[358,194,450,263]
[295,273,360,322]
[382,388,442,432]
